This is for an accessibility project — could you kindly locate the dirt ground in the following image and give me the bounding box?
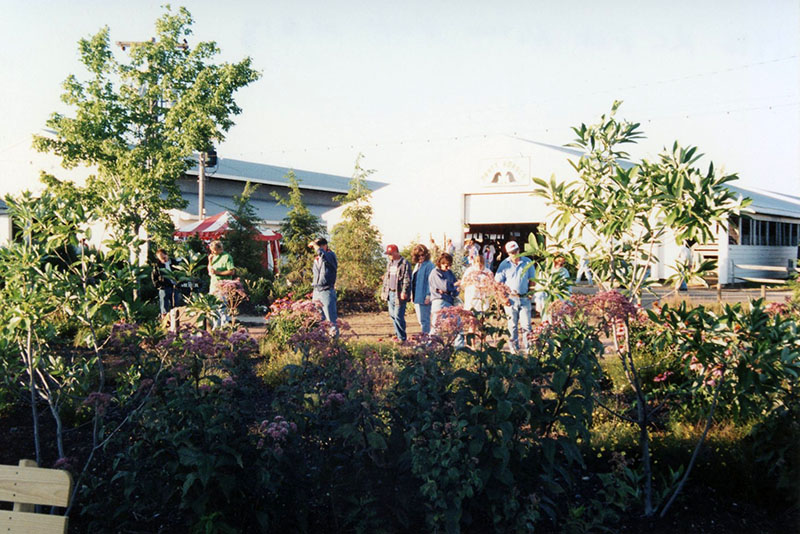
[342,310,422,340]
[243,284,794,341]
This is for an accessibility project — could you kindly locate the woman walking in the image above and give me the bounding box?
[411,244,435,335]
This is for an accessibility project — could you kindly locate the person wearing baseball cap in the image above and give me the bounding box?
[309,237,339,336]
[380,244,412,341]
[494,240,535,353]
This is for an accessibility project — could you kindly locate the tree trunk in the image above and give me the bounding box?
[25,329,42,465]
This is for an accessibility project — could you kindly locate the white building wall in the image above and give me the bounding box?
[0,214,11,246]
[323,135,577,249]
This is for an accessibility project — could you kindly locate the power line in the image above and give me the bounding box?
[225,100,799,159]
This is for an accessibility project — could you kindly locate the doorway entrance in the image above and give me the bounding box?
[465,223,541,270]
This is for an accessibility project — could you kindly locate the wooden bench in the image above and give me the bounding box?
[731,262,799,286]
[0,459,72,533]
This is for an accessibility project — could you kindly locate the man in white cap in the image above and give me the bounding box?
[494,240,535,353]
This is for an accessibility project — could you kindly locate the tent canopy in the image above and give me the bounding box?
[174,211,281,242]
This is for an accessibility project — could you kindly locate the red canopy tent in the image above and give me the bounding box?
[174,211,282,273]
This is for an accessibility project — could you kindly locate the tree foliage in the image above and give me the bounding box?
[531,102,752,517]
[532,100,750,302]
[272,171,325,292]
[222,181,268,279]
[32,6,260,245]
[330,154,384,294]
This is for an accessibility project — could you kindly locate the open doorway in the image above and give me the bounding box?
[465,223,542,270]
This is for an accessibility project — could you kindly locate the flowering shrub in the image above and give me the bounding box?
[459,269,510,309]
[80,326,265,533]
[433,305,481,347]
[216,278,248,317]
[264,297,324,348]
[156,326,257,389]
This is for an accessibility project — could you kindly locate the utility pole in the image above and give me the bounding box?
[198,151,206,220]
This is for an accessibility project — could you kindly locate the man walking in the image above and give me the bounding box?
[381,244,412,341]
[309,237,339,335]
[494,241,535,354]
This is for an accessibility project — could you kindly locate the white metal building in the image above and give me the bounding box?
[321,135,799,285]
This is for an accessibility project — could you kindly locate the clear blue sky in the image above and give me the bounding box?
[1,0,798,193]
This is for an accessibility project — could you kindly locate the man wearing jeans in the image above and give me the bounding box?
[380,244,412,341]
[494,241,535,354]
[309,237,338,335]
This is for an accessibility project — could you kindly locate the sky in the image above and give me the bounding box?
[1,0,798,194]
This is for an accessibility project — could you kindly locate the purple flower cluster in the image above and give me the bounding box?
[434,306,481,345]
[765,301,789,316]
[216,279,249,314]
[53,457,76,471]
[321,391,346,408]
[158,327,256,364]
[256,416,298,456]
[82,392,113,415]
[106,321,141,353]
[460,270,511,306]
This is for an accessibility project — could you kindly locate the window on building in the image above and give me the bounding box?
[728,215,740,245]
[741,217,751,245]
[768,221,777,246]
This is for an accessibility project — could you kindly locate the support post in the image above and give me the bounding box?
[198,151,206,220]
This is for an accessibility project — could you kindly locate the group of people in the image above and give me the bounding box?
[152,240,236,327]
[154,234,579,347]
[309,236,576,353]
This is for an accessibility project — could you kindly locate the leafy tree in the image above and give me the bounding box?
[532,102,750,517]
[533,101,749,300]
[223,181,269,278]
[330,154,384,294]
[33,6,260,250]
[272,170,325,292]
[0,183,140,467]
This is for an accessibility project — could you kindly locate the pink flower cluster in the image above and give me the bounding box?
[256,416,298,456]
[765,301,789,316]
[460,270,510,306]
[653,370,674,383]
[684,351,726,388]
[434,306,481,344]
[322,391,346,408]
[53,457,75,471]
[82,392,113,415]
[106,321,141,353]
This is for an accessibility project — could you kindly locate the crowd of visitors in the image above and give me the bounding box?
[152,233,588,347]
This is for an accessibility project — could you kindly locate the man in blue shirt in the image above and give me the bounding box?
[309,237,338,336]
[494,241,535,353]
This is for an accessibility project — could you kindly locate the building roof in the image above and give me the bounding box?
[514,137,800,220]
[180,194,332,225]
[0,198,7,213]
[187,157,387,194]
[728,185,800,219]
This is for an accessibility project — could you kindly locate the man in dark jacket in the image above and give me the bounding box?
[309,237,338,335]
[381,244,412,341]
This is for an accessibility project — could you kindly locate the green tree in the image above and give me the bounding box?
[33,6,260,250]
[272,170,325,293]
[0,183,139,468]
[223,181,268,278]
[532,102,750,517]
[330,154,384,294]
